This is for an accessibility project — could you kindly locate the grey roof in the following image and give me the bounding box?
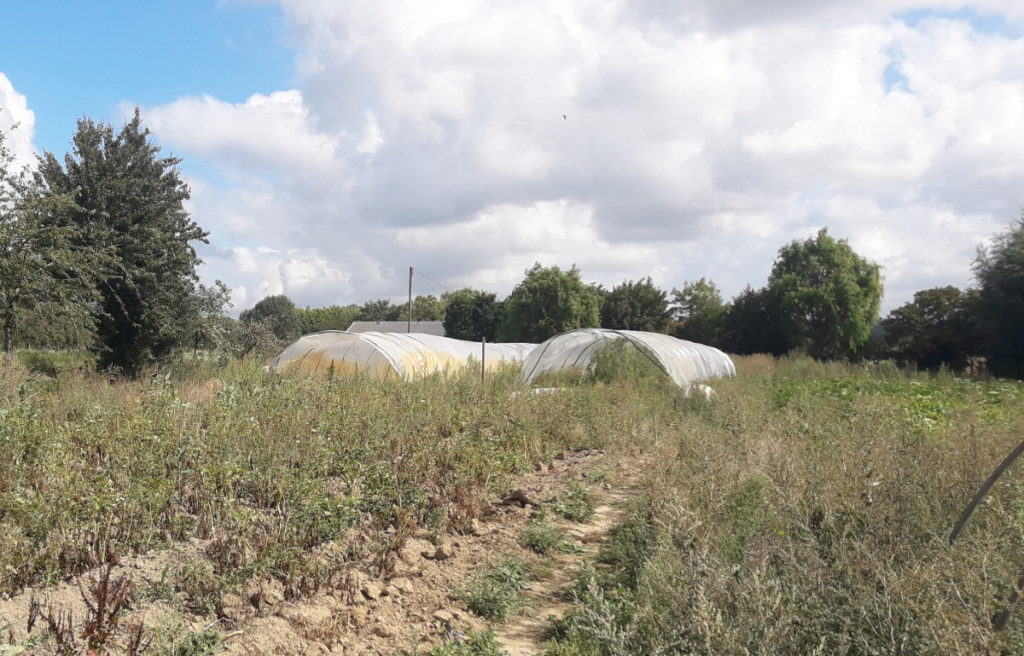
[346,321,446,336]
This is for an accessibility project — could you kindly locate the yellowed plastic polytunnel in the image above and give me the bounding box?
[269,331,536,381]
[515,328,735,388]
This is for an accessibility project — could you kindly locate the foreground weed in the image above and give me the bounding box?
[549,482,594,523]
[458,558,532,622]
[79,562,136,653]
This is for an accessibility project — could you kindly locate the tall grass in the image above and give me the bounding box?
[546,357,1024,655]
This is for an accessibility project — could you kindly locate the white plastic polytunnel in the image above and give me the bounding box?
[516,328,735,388]
[269,331,536,381]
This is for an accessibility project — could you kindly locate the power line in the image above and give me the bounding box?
[413,269,453,294]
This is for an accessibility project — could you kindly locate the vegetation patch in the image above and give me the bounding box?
[541,357,1024,655]
[549,482,595,523]
[424,628,506,656]
[521,520,565,555]
[458,557,533,622]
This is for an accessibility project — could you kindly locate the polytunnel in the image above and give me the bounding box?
[515,328,735,388]
[269,331,536,381]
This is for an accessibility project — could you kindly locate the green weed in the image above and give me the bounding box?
[458,557,532,622]
[550,482,595,523]
[425,628,507,656]
[521,521,564,554]
[151,614,224,656]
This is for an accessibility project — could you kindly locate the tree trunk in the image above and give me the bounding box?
[2,301,13,354]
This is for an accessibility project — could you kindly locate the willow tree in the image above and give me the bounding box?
[768,229,882,360]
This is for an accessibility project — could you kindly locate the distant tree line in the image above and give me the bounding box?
[236,217,1024,379]
[238,230,884,359]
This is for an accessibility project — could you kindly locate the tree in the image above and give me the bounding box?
[880,286,983,371]
[599,277,670,332]
[721,285,796,355]
[187,280,235,353]
[767,229,882,360]
[443,289,503,341]
[394,295,446,322]
[497,263,602,343]
[358,298,400,321]
[0,124,97,353]
[240,294,299,341]
[974,216,1024,378]
[296,304,361,333]
[38,110,209,374]
[670,278,727,346]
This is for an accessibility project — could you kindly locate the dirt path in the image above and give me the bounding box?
[0,450,640,656]
[493,486,633,656]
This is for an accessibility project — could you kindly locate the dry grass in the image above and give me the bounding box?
[546,360,1024,655]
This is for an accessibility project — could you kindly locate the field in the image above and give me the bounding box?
[1,354,1024,655]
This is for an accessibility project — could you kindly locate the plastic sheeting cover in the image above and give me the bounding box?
[516,328,735,388]
[270,331,536,381]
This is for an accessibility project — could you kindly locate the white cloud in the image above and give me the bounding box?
[0,73,37,168]
[125,1,1024,314]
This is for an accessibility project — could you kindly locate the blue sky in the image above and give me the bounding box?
[2,1,1024,314]
[1,1,293,154]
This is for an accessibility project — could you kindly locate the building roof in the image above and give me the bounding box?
[346,320,446,336]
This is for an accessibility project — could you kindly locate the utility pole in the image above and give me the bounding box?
[408,266,414,333]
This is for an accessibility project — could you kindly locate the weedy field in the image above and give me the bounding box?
[1,353,1024,655]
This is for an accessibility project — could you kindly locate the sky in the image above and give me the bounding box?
[2,1,1024,315]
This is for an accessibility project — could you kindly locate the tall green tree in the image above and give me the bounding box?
[443,289,503,341]
[38,110,209,374]
[240,294,299,341]
[880,286,983,371]
[0,125,97,353]
[721,285,796,355]
[974,216,1024,378]
[767,229,882,360]
[599,277,670,332]
[497,263,602,343]
[670,278,727,346]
